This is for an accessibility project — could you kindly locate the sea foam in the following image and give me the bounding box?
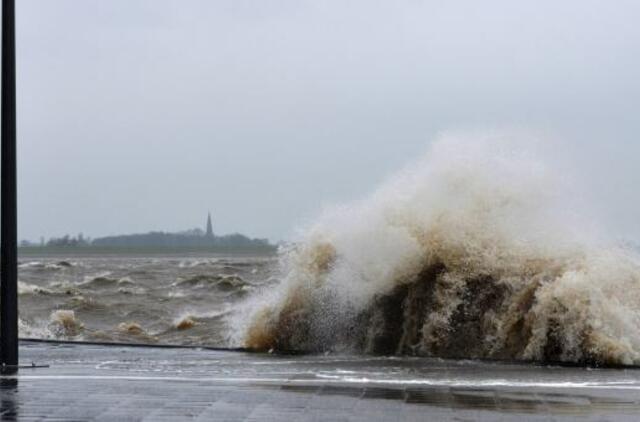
[240,132,640,365]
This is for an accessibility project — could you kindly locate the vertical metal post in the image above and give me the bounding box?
[1,0,18,368]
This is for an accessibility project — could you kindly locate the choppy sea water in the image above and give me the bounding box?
[18,253,277,346]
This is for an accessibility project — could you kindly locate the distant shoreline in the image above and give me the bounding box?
[18,245,278,257]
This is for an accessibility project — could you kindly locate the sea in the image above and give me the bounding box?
[18,252,278,346]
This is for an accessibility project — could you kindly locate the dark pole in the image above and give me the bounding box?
[1,0,18,368]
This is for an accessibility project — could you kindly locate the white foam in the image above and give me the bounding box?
[240,131,640,364]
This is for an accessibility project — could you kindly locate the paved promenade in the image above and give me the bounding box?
[0,341,639,421]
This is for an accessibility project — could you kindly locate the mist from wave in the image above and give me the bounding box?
[238,132,640,366]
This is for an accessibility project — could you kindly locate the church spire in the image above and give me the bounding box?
[206,212,213,237]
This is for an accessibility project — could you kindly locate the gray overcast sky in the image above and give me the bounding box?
[16,0,640,242]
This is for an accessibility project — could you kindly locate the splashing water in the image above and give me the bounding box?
[241,133,640,366]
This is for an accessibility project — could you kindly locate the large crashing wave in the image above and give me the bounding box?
[241,133,640,365]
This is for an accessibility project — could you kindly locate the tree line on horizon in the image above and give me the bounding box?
[20,228,274,250]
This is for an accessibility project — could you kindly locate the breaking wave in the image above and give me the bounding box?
[173,308,233,331]
[48,310,84,338]
[174,274,250,292]
[78,274,133,288]
[242,132,640,366]
[18,281,53,296]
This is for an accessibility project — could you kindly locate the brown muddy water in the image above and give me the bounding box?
[18,253,278,346]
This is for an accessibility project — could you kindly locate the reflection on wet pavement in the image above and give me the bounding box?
[0,341,638,421]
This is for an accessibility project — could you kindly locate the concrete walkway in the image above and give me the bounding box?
[0,341,639,421]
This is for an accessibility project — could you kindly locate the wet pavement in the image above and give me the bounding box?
[0,341,639,421]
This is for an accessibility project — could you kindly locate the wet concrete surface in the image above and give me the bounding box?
[0,340,639,420]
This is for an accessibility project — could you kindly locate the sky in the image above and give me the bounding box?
[16,0,640,242]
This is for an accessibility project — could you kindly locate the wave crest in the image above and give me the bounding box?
[243,133,640,365]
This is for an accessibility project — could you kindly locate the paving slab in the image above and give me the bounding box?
[0,341,638,421]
